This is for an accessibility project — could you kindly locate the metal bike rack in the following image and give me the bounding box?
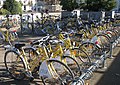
[71,36,120,85]
[71,54,106,85]
[108,36,120,58]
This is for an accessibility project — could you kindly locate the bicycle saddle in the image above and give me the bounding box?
[6,25,11,30]
[74,33,83,38]
[15,43,25,49]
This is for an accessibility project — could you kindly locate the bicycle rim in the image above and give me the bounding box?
[4,50,26,80]
[41,59,75,85]
[62,56,82,77]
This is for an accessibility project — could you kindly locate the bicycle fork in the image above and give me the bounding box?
[18,50,34,81]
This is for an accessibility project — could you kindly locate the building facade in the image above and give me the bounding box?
[0,0,5,8]
[34,0,62,12]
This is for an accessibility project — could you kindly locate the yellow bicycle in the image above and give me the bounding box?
[4,37,75,84]
[0,28,17,45]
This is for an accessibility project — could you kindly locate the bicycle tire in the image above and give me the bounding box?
[24,47,39,73]
[79,42,98,62]
[79,42,99,56]
[62,56,82,77]
[41,59,75,85]
[4,50,26,80]
[0,32,5,45]
[105,30,117,42]
[97,34,111,53]
[113,29,119,38]
[108,29,119,40]
[72,47,93,70]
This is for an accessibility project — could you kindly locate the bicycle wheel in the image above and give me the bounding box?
[4,50,26,80]
[40,59,75,85]
[24,47,38,62]
[79,42,98,57]
[79,42,99,63]
[34,27,41,35]
[0,32,5,45]
[105,30,116,42]
[109,29,119,40]
[72,47,92,70]
[113,29,119,39]
[24,47,39,73]
[62,56,82,77]
[97,34,111,53]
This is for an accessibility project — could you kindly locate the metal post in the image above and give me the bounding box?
[19,14,23,34]
[6,14,10,42]
[31,13,34,34]
[101,52,107,68]
[109,42,113,58]
[41,12,44,29]
[6,14,9,29]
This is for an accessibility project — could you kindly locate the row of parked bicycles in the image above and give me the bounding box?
[0,15,19,28]
[2,15,120,85]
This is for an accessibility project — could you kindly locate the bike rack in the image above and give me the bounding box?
[71,36,120,85]
[71,54,105,85]
[107,35,120,58]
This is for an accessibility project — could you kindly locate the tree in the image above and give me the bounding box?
[60,0,79,11]
[3,0,22,14]
[79,0,116,11]
[0,8,11,15]
[19,1,23,6]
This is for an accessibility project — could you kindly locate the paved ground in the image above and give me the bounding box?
[0,33,120,85]
[95,52,120,85]
[0,34,42,85]
[90,44,120,85]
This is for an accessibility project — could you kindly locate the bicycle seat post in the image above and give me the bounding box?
[6,14,10,30]
[19,14,23,34]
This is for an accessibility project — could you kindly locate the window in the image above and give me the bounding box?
[24,5,26,10]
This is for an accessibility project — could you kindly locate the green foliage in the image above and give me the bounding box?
[0,8,11,15]
[80,0,116,11]
[60,0,79,11]
[3,0,22,14]
[104,0,116,11]
[19,1,23,6]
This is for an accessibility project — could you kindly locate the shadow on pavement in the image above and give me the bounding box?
[0,70,42,85]
[95,52,120,85]
[0,61,42,85]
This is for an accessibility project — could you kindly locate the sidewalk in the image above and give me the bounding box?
[88,43,120,85]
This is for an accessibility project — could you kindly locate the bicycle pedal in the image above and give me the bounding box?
[29,77,34,82]
[25,72,34,81]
